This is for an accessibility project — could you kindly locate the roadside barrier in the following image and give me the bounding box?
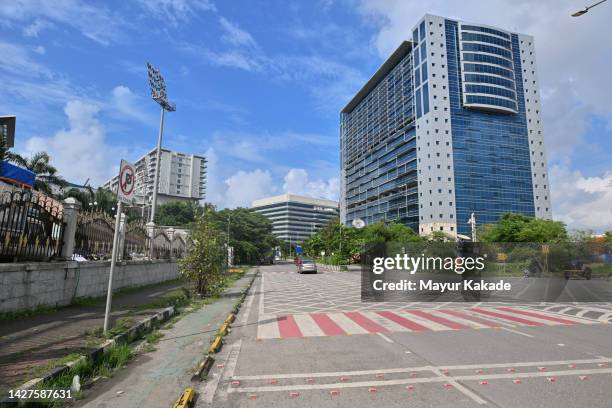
[172,387,195,408]
[192,268,259,381]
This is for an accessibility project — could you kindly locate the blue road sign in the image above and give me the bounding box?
[296,246,302,254]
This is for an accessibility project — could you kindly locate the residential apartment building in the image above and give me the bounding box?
[102,148,206,206]
[252,194,339,243]
[340,14,551,238]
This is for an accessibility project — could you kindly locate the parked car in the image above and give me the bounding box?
[298,258,317,274]
[563,260,592,280]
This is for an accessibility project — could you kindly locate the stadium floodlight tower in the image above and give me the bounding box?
[146,62,176,223]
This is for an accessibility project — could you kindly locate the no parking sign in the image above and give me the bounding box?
[117,160,136,204]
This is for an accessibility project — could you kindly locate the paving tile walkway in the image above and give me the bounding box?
[0,280,185,394]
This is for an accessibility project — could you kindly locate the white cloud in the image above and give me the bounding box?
[550,165,612,232]
[22,100,123,186]
[223,169,276,208]
[356,0,612,161]
[0,0,124,45]
[0,41,49,77]
[109,85,156,125]
[283,168,339,200]
[219,17,257,48]
[22,18,53,37]
[136,0,216,26]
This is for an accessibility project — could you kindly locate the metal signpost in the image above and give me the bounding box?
[103,160,136,334]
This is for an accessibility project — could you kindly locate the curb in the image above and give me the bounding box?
[192,269,258,381]
[1,306,175,407]
[318,264,347,272]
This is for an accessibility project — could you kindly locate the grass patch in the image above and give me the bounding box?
[34,344,133,407]
[84,317,134,339]
[145,330,164,344]
[131,287,192,312]
[70,296,102,307]
[0,304,59,322]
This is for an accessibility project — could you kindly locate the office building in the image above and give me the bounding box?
[252,194,339,243]
[340,14,551,237]
[102,148,206,205]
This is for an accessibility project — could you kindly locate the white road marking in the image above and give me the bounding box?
[397,310,451,331]
[229,368,612,394]
[377,333,394,343]
[238,279,257,326]
[201,340,242,403]
[200,340,242,404]
[258,273,265,319]
[327,312,369,335]
[431,367,487,405]
[499,327,534,338]
[232,357,612,380]
[293,314,325,337]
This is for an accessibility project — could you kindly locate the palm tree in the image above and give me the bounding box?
[0,139,21,163]
[9,152,66,195]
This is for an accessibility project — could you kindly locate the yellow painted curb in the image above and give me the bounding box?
[225,313,235,324]
[218,322,230,336]
[209,336,223,354]
[172,387,195,408]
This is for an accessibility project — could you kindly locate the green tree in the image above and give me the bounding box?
[428,230,452,242]
[361,221,422,243]
[0,139,20,163]
[302,219,422,264]
[8,151,66,195]
[479,213,567,243]
[605,231,612,244]
[155,201,200,226]
[211,207,279,264]
[179,208,226,296]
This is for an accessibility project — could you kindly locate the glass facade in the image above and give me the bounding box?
[341,43,418,230]
[459,23,518,114]
[446,19,535,235]
[341,15,545,237]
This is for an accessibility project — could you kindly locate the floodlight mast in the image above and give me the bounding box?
[146,63,176,227]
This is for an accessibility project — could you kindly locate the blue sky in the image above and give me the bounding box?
[1,0,611,231]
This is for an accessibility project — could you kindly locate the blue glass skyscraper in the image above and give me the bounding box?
[340,14,551,237]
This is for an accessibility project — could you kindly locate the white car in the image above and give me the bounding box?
[298,259,317,274]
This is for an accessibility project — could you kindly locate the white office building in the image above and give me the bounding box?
[252,194,339,243]
[340,14,551,238]
[102,148,206,206]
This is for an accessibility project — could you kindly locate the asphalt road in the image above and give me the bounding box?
[200,262,612,408]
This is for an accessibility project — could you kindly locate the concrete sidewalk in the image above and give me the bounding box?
[74,269,257,408]
[0,280,185,394]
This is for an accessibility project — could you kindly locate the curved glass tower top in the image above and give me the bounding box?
[459,23,518,114]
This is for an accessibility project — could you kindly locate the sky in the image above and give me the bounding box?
[1,0,611,232]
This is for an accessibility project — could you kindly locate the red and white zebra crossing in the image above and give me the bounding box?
[257,307,595,339]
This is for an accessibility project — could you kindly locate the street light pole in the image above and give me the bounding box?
[227,214,231,267]
[150,107,165,223]
[146,62,176,224]
[572,0,607,16]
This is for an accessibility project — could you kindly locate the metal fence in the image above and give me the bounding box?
[123,221,148,260]
[0,191,65,262]
[172,234,186,258]
[151,228,172,259]
[74,210,115,260]
[0,189,188,262]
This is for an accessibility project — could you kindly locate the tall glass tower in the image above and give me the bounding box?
[340,14,551,237]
